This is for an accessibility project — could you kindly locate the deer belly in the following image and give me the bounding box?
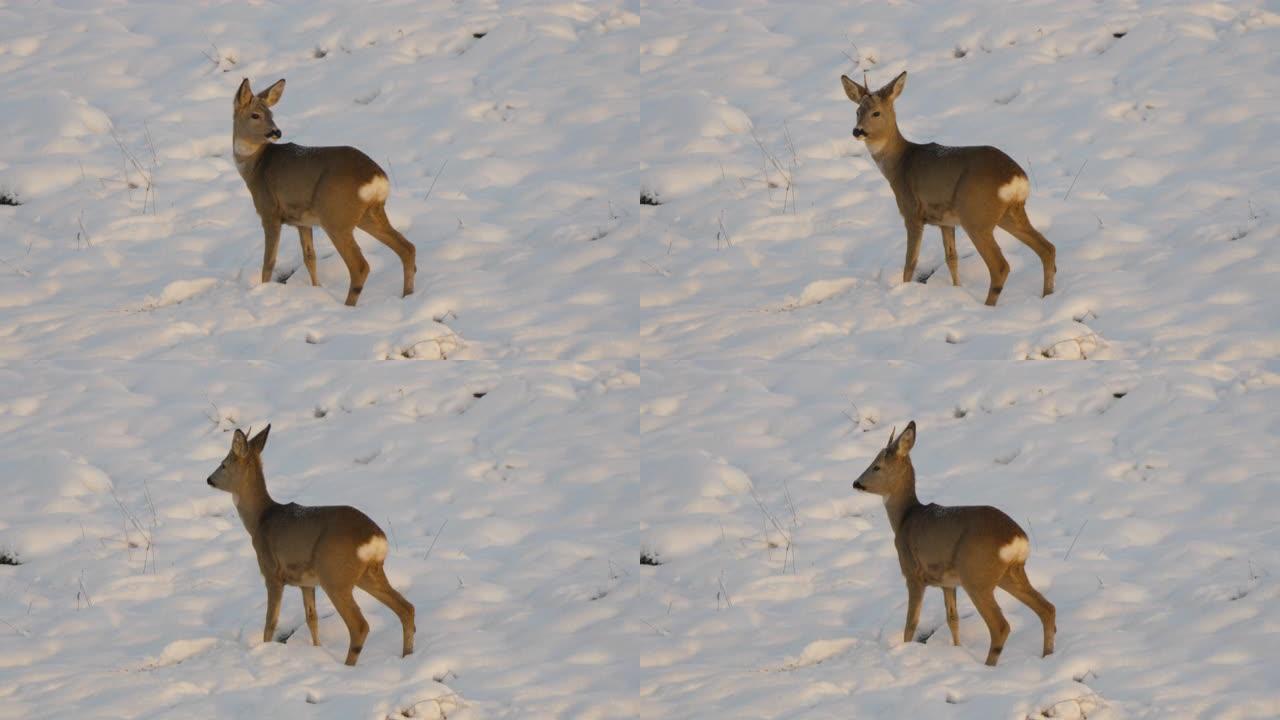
[922,206,959,226]
[281,208,321,227]
[280,563,319,586]
[922,563,961,587]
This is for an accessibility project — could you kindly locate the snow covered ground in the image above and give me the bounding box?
[2,0,1279,717]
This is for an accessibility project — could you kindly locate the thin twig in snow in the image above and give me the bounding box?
[108,126,156,213]
[639,258,671,277]
[142,122,158,166]
[424,519,448,561]
[0,617,30,637]
[1063,519,1088,560]
[77,571,93,609]
[1063,159,1088,201]
[424,159,449,202]
[110,487,156,573]
[718,570,733,609]
[77,210,92,249]
[0,248,32,277]
[782,479,798,527]
[749,488,796,572]
[717,209,732,249]
[641,619,670,636]
[749,126,796,213]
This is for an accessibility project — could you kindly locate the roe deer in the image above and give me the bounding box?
[232,78,416,306]
[852,421,1055,666]
[840,72,1055,306]
[206,426,415,666]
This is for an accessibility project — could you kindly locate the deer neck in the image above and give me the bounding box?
[232,459,277,537]
[883,467,922,535]
[233,139,269,181]
[867,125,908,178]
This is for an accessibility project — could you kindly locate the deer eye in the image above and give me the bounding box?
[250,113,261,120]
[873,465,881,471]
[872,111,881,117]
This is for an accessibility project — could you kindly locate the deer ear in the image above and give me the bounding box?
[232,428,249,457]
[235,78,254,110]
[893,420,917,456]
[879,71,907,102]
[258,79,285,107]
[841,75,868,103]
[249,424,271,453]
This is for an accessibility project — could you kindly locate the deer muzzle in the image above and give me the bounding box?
[852,128,867,139]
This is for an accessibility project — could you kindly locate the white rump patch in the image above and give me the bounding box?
[356,535,388,563]
[998,536,1030,564]
[357,175,390,203]
[997,175,1030,203]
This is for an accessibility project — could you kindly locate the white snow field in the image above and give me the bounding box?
[2,0,1279,717]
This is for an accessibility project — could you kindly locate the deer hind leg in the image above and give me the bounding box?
[301,586,320,646]
[942,587,961,646]
[997,204,1056,297]
[357,563,416,657]
[357,204,417,298]
[963,581,1010,666]
[961,221,1010,306]
[999,564,1056,657]
[321,222,370,307]
[940,226,960,286]
[262,578,284,643]
[323,583,369,666]
[297,226,320,287]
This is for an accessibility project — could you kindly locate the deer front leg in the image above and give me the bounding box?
[261,217,282,284]
[261,218,283,285]
[262,578,284,643]
[902,218,924,284]
[903,578,925,643]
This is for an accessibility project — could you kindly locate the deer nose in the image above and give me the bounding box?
[206,477,215,486]
[852,480,865,491]
[852,128,867,138]
[266,128,282,139]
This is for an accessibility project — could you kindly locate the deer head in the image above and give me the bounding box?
[852,420,916,496]
[206,425,271,494]
[232,78,285,156]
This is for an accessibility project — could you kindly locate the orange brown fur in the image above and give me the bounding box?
[233,78,416,306]
[206,425,415,666]
[853,421,1055,666]
[841,72,1055,306]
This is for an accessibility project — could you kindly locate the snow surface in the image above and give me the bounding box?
[2,0,1280,717]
